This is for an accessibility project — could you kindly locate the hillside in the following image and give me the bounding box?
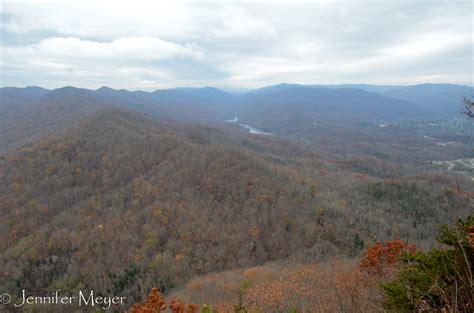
[384,84,474,116]
[0,86,233,153]
[0,108,471,311]
[2,1,472,311]
[0,108,336,305]
[0,83,467,173]
[4,84,473,162]
[235,85,423,132]
[0,87,116,152]
[0,86,49,124]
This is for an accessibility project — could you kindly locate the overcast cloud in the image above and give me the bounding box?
[0,0,472,90]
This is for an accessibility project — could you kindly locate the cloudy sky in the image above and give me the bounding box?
[0,0,472,90]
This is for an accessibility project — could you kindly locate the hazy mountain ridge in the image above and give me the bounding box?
[2,83,471,154]
[0,86,50,123]
[234,86,423,133]
[384,83,474,116]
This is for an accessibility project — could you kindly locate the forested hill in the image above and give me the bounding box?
[0,108,335,301]
[0,108,470,306]
[2,83,472,154]
[384,84,474,116]
[0,86,49,124]
[234,85,421,133]
[0,86,235,153]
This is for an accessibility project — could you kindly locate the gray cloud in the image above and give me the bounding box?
[0,0,472,90]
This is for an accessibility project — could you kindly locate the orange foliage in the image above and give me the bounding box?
[247,226,260,238]
[243,260,381,312]
[131,288,166,313]
[131,288,198,313]
[169,299,199,313]
[359,239,416,275]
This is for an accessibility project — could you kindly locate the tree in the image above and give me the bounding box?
[353,233,365,251]
[382,216,474,312]
[359,240,416,276]
[233,290,248,313]
[131,288,166,313]
[131,288,199,313]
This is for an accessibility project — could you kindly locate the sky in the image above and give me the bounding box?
[0,0,472,90]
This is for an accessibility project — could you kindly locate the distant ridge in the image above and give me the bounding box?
[2,82,471,95]
[1,82,471,152]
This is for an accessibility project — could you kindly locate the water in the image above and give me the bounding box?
[225,116,272,135]
[239,124,273,135]
[226,117,238,123]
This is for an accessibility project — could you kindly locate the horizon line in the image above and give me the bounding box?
[1,82,473,94]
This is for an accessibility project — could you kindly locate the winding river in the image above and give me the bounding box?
[225,117,272,135]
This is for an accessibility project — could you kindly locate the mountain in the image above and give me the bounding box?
[323,84,401,93]
[235,85,423,134]
[0,86,50,124]
[241,83,303,97]
[243,83,474,117]
[0,108,334,301]
[1,84,472,162]
[384,83,473,116]
[1,107,469,308]
[243,83,403,97]
[150,87,236,122]
[0,86,116,152]
[94,86,236,122]
[0,85,236,152]
[0,83,472,312]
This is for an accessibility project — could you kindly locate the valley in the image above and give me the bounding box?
[1,1,472,311]
[0,83,473,312]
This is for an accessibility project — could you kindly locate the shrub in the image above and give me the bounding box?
[382,216,474,312]
[359,239,416,276]
[131,287,166,313]
[131,288,199,313]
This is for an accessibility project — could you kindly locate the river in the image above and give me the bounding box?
[225,117,272,135]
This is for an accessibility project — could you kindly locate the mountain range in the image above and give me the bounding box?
[0,82,473,311]
[1,83,472,153]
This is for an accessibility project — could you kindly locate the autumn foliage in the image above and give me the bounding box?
[131,288,166,313]
[382,217,474,312]
[240,261,382,312]
[169,299,199,313]
[359,239,416,275]
[131,288,199,313]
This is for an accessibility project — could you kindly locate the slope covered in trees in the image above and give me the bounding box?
[0,86,50,124]
[384,83,474,116]
[165,217,472,312]
[0,86,234,153]
[0,108,337,306]
[0,107,471,311]
[2,84,472,163]
[1,84,473,187]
